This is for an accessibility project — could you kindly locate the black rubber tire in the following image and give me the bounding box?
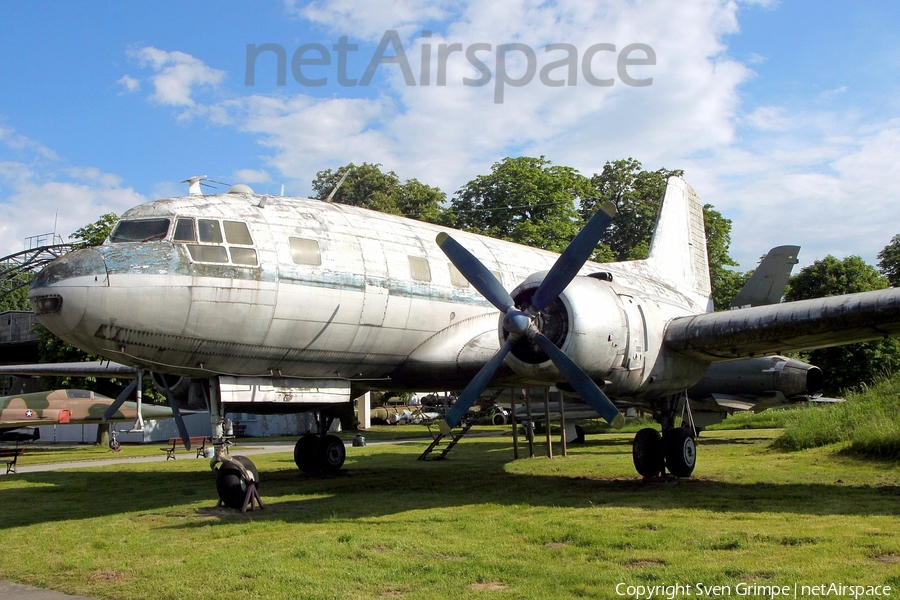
[294,434,319,473]
[215,456,258,510]
[316,434,346,473]
[632,427,664,477]
[491,412,506,426]
[663,428,696,477]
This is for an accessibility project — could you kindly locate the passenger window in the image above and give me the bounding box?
[224,221,253,245]
[449,263,469,288]
[230,247,258,266]
[409,256,431,282]
[290,237,321,266]
[198,219,223,243]
[173,218,195,242]
[187,245,228,263]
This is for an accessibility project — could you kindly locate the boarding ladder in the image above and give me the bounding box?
[417,420,474,461]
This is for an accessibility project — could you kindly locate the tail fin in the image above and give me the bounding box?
[645,177,712,311]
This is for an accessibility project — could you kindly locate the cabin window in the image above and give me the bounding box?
[198,219,223,243]
[109,218,170,243]
[409,256,431,282]
[187,245,228,263]
[290,237,321,266]
[449,264,469,288]
[65,390,92,399]
[173,218,195,242]
[224,221,253,245]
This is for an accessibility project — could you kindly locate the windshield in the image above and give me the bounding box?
[109,218,171,243]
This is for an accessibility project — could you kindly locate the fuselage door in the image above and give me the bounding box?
[358,236,389,327]
[619,294,647,372]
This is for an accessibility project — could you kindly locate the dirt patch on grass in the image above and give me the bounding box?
[874,555,900,563]
[89,568,128,583]
[471,582,508,591]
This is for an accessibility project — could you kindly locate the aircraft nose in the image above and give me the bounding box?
[29,248,109,340]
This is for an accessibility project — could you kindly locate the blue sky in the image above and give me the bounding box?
[0,1,898,271]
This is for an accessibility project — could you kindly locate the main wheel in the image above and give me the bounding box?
[663,428,696,477]
[316,434,346,473]
[294,434,319,473]
[632,428,664,477]
[215,455,258,510]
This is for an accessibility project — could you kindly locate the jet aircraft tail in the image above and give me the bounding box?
[644,177,713,312]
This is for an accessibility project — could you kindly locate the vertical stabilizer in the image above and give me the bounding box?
[646,177,712,311]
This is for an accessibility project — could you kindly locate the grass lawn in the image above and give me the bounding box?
[1,429,898,599]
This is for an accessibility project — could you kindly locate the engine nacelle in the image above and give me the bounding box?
[502,275,630,382]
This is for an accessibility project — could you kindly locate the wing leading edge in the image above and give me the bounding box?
[665,287,900,362]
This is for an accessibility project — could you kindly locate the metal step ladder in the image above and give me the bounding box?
[417,421,474,461]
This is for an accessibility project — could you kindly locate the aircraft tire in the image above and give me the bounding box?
[663,428,696,477]
[215,456,258,510]
[492,412,506,426]
[632,428,664,477]
[294,434,320,473]
[573,424,585,444]
[316,434,346,473]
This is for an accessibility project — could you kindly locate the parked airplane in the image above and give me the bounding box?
[0,388,177,439]
[26,176,900,506]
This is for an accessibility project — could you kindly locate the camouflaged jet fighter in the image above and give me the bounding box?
[0,388,176,435]
[25,176,900,507]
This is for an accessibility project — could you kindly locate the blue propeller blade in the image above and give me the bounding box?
[533,333,624,428]
[161,376,191,450]
[437,232,515,313]
[440,337,515,435]
[532,202,615,312]
[102,378,138,422]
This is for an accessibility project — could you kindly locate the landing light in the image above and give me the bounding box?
[32,295,62,315]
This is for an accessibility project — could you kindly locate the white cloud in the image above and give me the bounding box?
[117,75,141,93]
[126,46,225,110]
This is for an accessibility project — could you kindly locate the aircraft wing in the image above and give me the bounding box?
[0,361,137,378]
[665,288,900,362]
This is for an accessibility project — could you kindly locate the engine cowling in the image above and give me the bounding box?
[502,274,629,382]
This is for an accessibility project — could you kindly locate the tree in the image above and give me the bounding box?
[877,234,900,287]
[785,255,900,394]
[451,156,591,252]
[70,213,118,249]
[582,158,683,261]
[311,163,449,225]
[703,204,746,310]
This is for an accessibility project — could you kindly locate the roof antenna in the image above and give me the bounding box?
[325,168,352,203]
[181,175,208,196]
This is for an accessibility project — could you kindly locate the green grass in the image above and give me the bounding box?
[2,430,899,599]
[775,374,900,458]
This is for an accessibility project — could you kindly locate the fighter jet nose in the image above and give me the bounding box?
[29,248,108,340]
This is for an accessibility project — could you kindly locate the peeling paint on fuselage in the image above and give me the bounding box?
[32,193,708,396]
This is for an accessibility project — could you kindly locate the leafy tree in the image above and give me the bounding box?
[582,158,683,261]
[703,204,745,310]
[877,234,900,287]
[70,212,118,249]
[451,156,591,252]
[785,255,900,394]
[312,163,449,225]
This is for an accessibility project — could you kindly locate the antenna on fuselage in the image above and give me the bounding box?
[182,175,208,196]
[325,168,352,203]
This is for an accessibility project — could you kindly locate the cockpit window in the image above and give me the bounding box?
[109,219,170,243]
[173,218,196,242]
[198,219,223,243]
[224,221,253,245]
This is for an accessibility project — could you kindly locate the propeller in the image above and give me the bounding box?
[160,376,192,450]
[102,378,138,422]
[437,201,624,434]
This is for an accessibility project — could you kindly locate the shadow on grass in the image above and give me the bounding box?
[2,439,899,530]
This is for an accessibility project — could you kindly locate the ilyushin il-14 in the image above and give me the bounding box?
[26,176,900,507]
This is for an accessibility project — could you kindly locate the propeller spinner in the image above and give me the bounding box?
[436,202,625,435]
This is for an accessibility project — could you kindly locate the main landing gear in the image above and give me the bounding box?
[631,394,697,478]
[293,413,346,474]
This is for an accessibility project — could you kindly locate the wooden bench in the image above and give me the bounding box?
[0,448,25,474]
[161,436,209,460]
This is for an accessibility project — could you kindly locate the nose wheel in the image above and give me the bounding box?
[632,427,696,478]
